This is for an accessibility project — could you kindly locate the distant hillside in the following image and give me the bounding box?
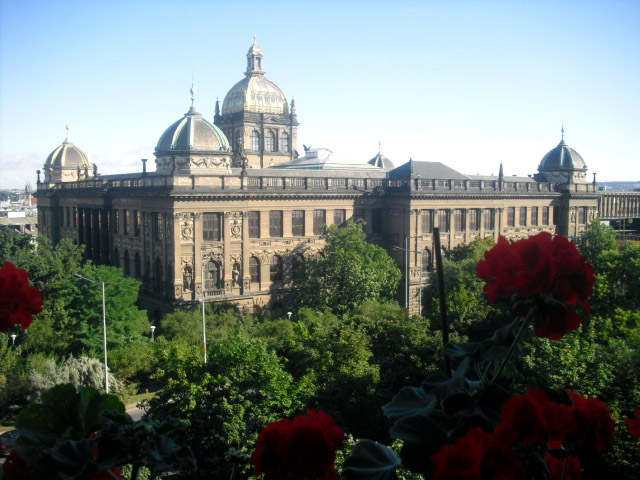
[598,181,640,192]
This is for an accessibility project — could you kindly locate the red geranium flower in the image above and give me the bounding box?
[477,233,594,340]
[625,410,640,440]
[500,388,550,444]
[0,261,43,332]
[566,391,614,452]
[250,409,345,480]
[2,449,31,480]
[431,427,526,480]
[546,442,581,480]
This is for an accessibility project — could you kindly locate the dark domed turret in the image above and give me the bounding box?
[537,128,587,183]
[43,125,94,183]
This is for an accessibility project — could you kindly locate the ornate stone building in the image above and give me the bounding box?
[34,40,600,317]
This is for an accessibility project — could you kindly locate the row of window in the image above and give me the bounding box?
[225,130,290,153]
[113,248,172,291]
[203,209,378,241]
[112,210,164,240]
[420,207,556,233]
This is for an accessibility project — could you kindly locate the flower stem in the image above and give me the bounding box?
[488,314,531,385]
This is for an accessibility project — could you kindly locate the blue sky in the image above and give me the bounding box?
[1,0,639,189]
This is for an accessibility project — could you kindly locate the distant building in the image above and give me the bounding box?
[35,40,602,317]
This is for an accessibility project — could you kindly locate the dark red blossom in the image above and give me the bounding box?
[500,388,549,444]
[477,233,594,339]
[546,442,581,480]
[431,427,526,480]
[250,409,345,480]
[625,410,640,440]
[566,391,614,452]
[0,261,43,332]
[2,449,31,480]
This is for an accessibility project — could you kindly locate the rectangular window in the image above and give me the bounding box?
[313,209,326,235]
[154,212,164,240]
[269,211,283,237]
[353,209,365,224]
[292,210,305,236]
[113,210,119,233]
[542,207,550,225]
[483,209,494,230]
[531,207,539,226]
[469,209,480,231]
[334,209,346,227]
[248,211,260,238]
[372,208,382,233]
[203,213,222,241]
[454,209,465,232]
[438,210,450,232]
[421,210,433,233]
[578,207,587,224]
[507,207,515,227]
[553,206,559,226]
[123,210,130,235]
[519,207,527,226]
[134,210,141,237]
[66,207,71,227]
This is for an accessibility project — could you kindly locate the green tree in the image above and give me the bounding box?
[145,330,306,478]
[422,236,503,339]
[296,222,401,315]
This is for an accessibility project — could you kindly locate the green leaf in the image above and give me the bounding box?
[382,387,436,418]
[342,439,401,480]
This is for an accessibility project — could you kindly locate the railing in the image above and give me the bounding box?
[36,174,588,196]
[599,192,640,219]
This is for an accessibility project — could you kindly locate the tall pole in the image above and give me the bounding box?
[101,281,108,393]
[201,248,207,364]
[73,273,109,393]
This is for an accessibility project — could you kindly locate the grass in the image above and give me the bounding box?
[123,390,157,407]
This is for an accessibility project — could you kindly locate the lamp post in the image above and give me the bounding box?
[73,273,109,393]
[287,311,292,320]
[10,334,17,347]
[150,325,156,342]
[199,244,224,365]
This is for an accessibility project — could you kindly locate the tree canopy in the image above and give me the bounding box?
[295,222,401,315]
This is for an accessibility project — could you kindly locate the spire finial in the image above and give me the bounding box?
[190,73,196,108]
[378,141,381,154]
[64,124,71,143]
[561,122,565,141]
[254,34,257,45]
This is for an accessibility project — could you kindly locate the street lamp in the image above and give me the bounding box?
[10,334,17,347]
[150,325,156,342]
[73,273,109,393]
[287,311,292,320]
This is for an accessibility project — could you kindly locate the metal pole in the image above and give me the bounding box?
[433,228,451,377]
[201,249,207,364]
[101,281,108,394]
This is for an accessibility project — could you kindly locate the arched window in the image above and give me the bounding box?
[134,252,141,278]
[250,256,260,284]
[206,260,220,290]
[154,257,163,291]
[113,248,120,268]
[124,251,130,276]
[250,130,260,151]
[265,131,275,152]
[279,132,290,153]
[291,253,304,279]
[422,248,433,272]
[270,255,283,282]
